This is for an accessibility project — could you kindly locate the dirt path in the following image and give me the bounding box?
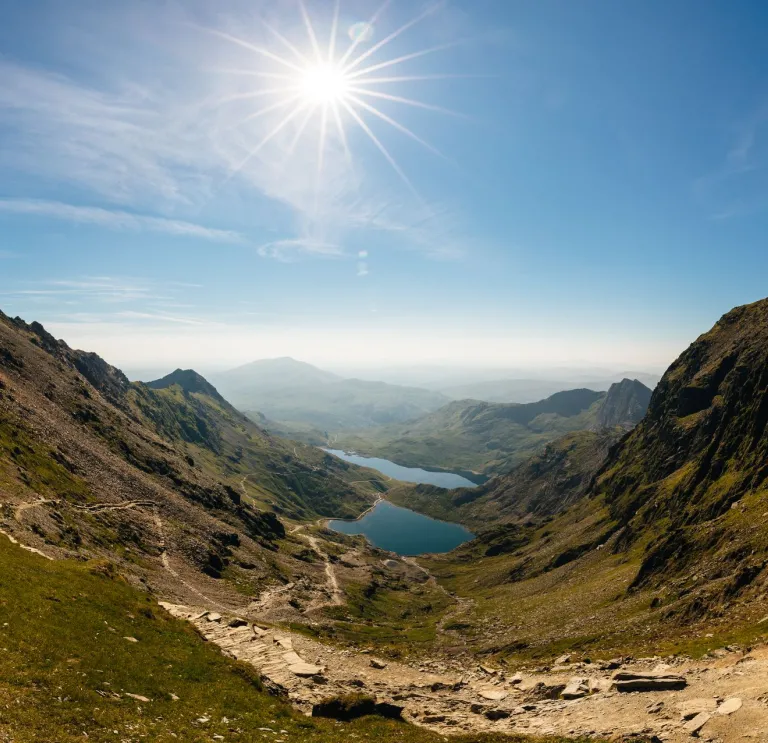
[290,523,344,610]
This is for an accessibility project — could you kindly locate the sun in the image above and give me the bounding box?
[210,1,465,192]
[299,62,351,105]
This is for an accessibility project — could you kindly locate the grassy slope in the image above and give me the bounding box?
[387,430,623,531]
[129,381,387,521]
[337,391,606,476]
[0,537,589,743]
[412,300,768,662]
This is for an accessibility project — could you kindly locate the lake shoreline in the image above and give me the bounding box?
[324,448,482,489]
[327,499,475,556]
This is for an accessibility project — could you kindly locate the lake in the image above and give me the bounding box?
[329,500,475,556]
[324,449,479,489]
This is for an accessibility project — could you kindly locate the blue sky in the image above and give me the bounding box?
[1,0,767,374]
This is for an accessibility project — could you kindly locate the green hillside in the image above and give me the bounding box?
[415,299,768,661]
[0,535,584,743]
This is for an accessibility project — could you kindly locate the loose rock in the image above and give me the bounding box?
[612,671,687,692]
[683,711,711,734]
[717,697,742,715]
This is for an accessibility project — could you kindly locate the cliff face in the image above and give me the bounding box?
[594,298,768,594]
[595,378,652,429]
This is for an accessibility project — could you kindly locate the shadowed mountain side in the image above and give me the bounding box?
[388,429,623,533]
[416,298,768,660]
[0,311,389,602]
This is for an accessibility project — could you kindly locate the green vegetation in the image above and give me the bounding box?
[0,536,587,743]
[131,371,389,521]
[388,430,622,530]
[338,389,608,476]
[339,382,650,477]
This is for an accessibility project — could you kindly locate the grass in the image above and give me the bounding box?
[0,535,595,743]
[336,393,608,477]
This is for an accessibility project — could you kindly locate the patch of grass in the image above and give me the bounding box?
[0,536,591,743]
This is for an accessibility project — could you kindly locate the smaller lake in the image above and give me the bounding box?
[325,449,478,489]
[329,500,475,556]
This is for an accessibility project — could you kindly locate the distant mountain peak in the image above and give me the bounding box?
[147,369,227,405]
[595,378,652,429]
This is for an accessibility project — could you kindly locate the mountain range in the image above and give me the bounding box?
[8,298,768,738]
[389,298,768,661]
[339,378,652,476]
[210,358,450,431]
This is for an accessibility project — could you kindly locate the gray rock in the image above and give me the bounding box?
[370,658,387,670]
[678,698,717,720]
[561,678,589,700]
[288,662,324,677]
[479,689,508,702]
[683,711,711,734]
[612,671,687,692]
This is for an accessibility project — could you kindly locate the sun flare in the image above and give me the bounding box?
[211,1,465,192]
[299,62,351,105]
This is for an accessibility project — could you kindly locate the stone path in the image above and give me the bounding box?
[159,602,768,741]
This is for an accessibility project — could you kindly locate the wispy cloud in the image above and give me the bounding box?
[116,311,207,325]
[257,238,343,260]
[696,105,768,220]
[0,199,245,243]
[3,277,167,303]
[0,2,473,263]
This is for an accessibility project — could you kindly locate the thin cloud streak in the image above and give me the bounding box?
[0,3,475,263]
[0,199,246,243]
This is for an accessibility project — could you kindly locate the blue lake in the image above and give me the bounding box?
[324,449,479,489]
[329,500,475,556]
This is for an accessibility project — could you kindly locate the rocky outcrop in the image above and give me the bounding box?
[147,369,230,407]
[594,378,652,429]
[594,298,768,597]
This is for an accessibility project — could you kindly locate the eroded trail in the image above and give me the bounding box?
[160,601,764,742]
[291,524,344,610]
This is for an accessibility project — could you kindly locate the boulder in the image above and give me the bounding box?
[205,612,222,623]
[554,654,572,665]
[561,678,589,700]
[289,662,324,677]
[479,689,508,702]
[370,658,387,670]
[678,698,717,720]
[124,693,150,702]
[612,671,687,692]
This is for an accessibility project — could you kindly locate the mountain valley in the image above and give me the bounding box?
[4,301,768,742]
[337,379,652,477]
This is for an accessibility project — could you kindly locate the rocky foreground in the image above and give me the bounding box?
[162,603,764,742]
